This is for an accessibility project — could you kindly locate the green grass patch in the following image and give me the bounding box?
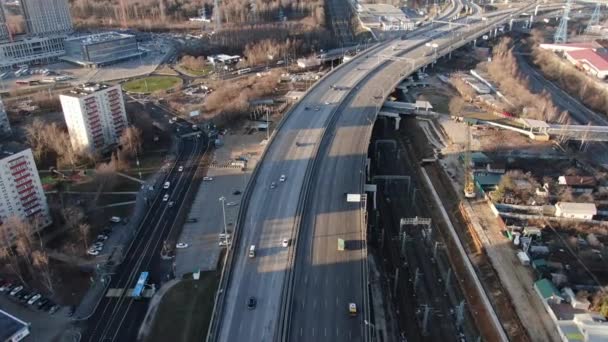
[177,64,213,77]
[145,273,219,342]
[123,76,182,93]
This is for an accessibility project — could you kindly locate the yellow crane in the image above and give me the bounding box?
[463,123,476,199]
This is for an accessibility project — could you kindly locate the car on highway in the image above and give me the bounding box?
[163,194,169,201]
[176,243,189,249]
[247,296,257,310]
[279,174,286,182]
[203,176,213,181]
[232,190,242,195]
[270,182,276,189]
[281,238,289,248]
[349,303,357,316]
[109,216,121,223]
[178,166,184,172]
[163,181,171,189]
[168,201,175,208]
[314,106,320,111]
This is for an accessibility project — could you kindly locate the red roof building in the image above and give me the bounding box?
[564,49,608,79]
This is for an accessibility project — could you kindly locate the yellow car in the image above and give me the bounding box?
[349,303,357,316]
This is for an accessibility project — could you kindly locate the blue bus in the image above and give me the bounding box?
[132,272,149,298]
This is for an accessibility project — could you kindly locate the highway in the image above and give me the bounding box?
[82,126,205,342]
[210,1,536,341]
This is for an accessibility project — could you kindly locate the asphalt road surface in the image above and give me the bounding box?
[83,132,204,342]
[214,2,537,341]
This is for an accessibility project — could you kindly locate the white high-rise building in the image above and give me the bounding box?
[21,0,73,36]
[0,145,51,247]
[60,84,128,153]
[0,99,10,135]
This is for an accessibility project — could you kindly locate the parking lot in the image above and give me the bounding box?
[0,282,75,341]
[174,131,265,276]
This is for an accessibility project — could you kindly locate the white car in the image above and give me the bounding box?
[178,166,184,172]
[270,182,277,189]
[109,216,121,223]
[163,194,169,201]
[282,238,289,248]
[324,101,331,105]
[226,201,238,207]
[176,243,189,249]
[203,177,213,181]
[28,294,42,305]
[10,286,23,296]
[163,181,171,189]
[87,249,99,256]
[279,174,286,182]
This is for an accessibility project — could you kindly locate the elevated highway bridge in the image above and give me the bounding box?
[208,1,553,342]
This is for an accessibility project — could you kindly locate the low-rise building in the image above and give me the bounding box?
[555,202,597,220]
[207,54,240,66]
[0,143,52,247]
[357,3,415,31]
[558,176,597,194]
[62,32,143,68]
[60,83,127,153]
[564,49,608,80]
[0,309,30,342]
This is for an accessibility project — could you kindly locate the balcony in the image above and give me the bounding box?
[9,160,27,170]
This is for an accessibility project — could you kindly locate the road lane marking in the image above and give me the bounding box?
[336,327,339,337]
[312,328,315,337]
[300,328,303,337]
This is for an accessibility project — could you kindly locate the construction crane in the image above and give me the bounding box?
[463,123,476,199]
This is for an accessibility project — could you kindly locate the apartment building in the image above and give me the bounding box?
[60,84,128,153]
[0,3,8,42]
[0,0,72,71]
[21,0,73,36]
[0,144,51,247]
[0,99,10,135]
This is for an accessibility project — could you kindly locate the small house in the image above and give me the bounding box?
[534,278,564,305]
[555,202,597,220]
[558,176,597,194]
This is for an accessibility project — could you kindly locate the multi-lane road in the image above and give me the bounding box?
[211,1,539,341]
[82,124,205,342]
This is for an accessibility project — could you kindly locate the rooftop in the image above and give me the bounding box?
[520,118,550,129]
[559,176,597,187]
[0,309,29,342]
[566,49,608,72]
[535,278,562,300]
[555,202,598,215]
[63,83,116,97]
[65,32,135,45]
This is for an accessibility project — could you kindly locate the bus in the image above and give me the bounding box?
[132,272,149,298]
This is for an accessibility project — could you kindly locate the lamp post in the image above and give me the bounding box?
[219,196,227,243]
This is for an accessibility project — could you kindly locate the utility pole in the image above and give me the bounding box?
[554,0,572,43]
[219,196,228,243]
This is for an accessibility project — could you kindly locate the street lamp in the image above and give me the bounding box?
[219,196,228,243]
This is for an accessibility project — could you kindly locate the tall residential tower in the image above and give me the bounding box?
[60,84,128,153]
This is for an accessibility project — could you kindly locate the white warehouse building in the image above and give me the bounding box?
[60,84,128,153]
[0,144,51,247]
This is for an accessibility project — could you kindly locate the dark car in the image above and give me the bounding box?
[247,296,257,310]
[36,298,49,309]
[41,301,55,312]
[233,190,242,196]
[67,305,76,317]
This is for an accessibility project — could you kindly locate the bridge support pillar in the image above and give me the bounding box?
[529,15,534,29]
[535,5,539,16]
[473,38,477,47]
[394,117,401,130]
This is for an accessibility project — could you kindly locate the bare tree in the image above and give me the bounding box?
[32,250,54,294]
[119,126,143,158]
[78,223,91,251]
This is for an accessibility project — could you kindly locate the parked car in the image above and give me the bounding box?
[203,177,213,181]
[36,298,49,309]
[28,294,42,305]
[186,218,198,223]
[49,305,61,315]
[96,235,108,241]
[87,249,100,256]
[232,190,242,195]
[176,243,189,249]
[282,238,289,248]
[10,286,23,296]
[109,216,121,223]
